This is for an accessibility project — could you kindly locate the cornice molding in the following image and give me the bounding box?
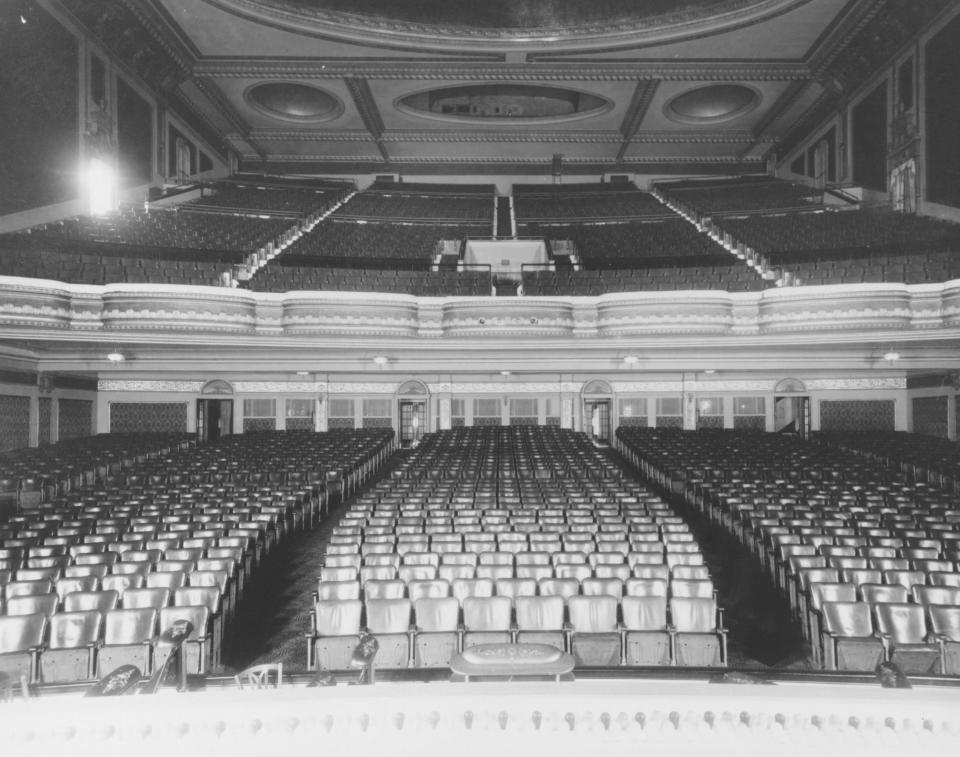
[807,0,887,76]
[380,131,621,144]
[191,60,810,82]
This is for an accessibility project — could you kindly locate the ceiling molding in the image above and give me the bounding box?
[120,0,198,74]
[344,76,385,140]
[380,131,621,144]
[203,0,816,55]
[191,59,810,82]
[619,80,661,140]
[806,0,887,75]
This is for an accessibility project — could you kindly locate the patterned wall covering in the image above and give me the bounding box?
[819,400,895,431]
[110,403,188,433]
[58,399,92,441]
[327,417,355,430]
[510,417,539,426]
[474,417,503,427]
[38,397,52,446]
[0,395,30,452]
[619,417,649,428]
[656,416,683,429]
[451,418,466,427]
[285,417,315,431]
[545,417,561,427]
[733,416,766,432]
[913,396,949,438]
[243,417,276,432]
[697,416,724,430]
[362,418,394,428]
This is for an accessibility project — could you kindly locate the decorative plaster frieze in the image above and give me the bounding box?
[806,378,907,390]
[327,383,398,394]
[98,380,205,392]
[613,380,773,392]
[381,132,620,144]
[440,383,570,394]
[612,381,684,393]
[232,381,325,393]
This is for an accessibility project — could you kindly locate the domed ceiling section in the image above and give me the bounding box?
[220,0,812,50]
[398,85,612,124]
[244,82,343,122]
[664,84,761,124]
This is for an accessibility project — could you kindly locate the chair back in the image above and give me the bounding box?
[451,578,494,602]
[821,601,873,638]
[104,608,158,644]
[568,595,618,632]
[669,597,717,633]
[49,610,103,649]
[927,605,960,642]
[314,599,362,636]
[365,598,412,634]
[122,588,171,611]
[621,595,668,631]
[874,602,929,644]
[462,596,511,631]
[5,593,57,618]
[364,579,406,600]
[515,595,564,631]
[0,613,47,653]
[414,597,459,632]
[64,589,120,614]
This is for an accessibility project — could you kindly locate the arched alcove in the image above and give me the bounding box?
[201,379,234,395]
[774,378,806,394]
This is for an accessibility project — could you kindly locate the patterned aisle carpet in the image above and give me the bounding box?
[221,497,361,674]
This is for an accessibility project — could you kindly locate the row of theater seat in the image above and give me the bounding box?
[654,178,822,219]
[310,594,726,670]
[519,219,730,268]
[814,431,960,493]
[616,427,960,674]
[514,189,670,223]
[186,183,347,217]
[0,605,214,685]
[308,426,726,670]
[0,430,395,684]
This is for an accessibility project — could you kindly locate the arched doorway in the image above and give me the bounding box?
[198,380,234,443]
[582,379,613,445]
[774,378,809,438]
[397,380,429,447]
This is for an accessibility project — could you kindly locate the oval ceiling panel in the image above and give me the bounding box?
[664,84,760,125]
[398,84,612,123]
[245,82,343,122]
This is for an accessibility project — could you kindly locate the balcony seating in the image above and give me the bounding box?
[309,598,362,671]
[461,596,512,649]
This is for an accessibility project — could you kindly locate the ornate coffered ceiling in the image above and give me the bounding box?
[48,0,952,176]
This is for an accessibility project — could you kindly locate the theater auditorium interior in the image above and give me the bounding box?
[1,0,960,753]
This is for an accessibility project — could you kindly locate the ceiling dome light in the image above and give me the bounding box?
[296,371,310,376]
[106,351,125,363]
[623,355,640,365]
[664,84,760,125]
[883,351,900,362]
[372,355,389,366]
[500,370,512,376]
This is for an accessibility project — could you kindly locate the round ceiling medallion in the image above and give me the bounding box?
[397,84,612,124]
[664,84,760,125]
[244,82,343,122]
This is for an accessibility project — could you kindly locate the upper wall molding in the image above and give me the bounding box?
[191,60,810,82]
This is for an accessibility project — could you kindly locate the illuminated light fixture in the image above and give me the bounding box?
[883,351,900,362]
[372,355,389,366]
[703,369,716,374]
[500,370,512,376]
[623,355,640,366]
[86,158,116,216]
[296,371,310,376]
[106,351,125,363]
